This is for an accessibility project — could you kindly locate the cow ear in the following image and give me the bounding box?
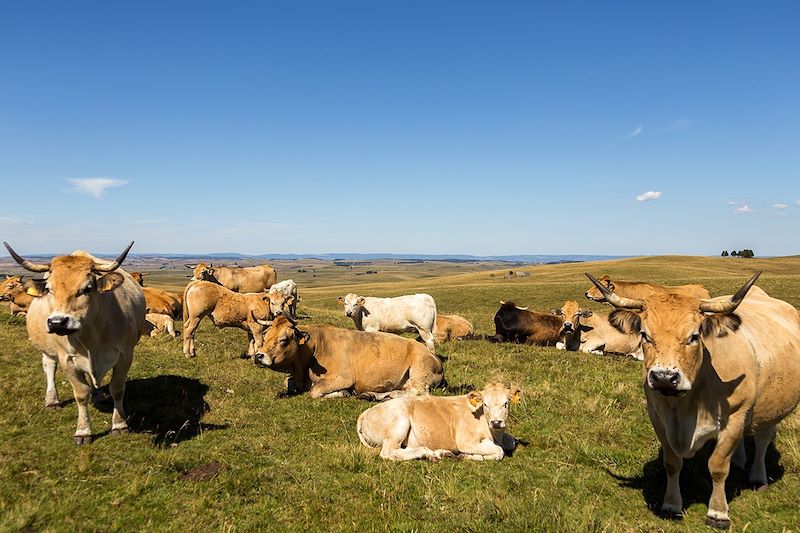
[580,310,593,318]
[357,297,366,306]
[337,296,344,304]
[700,313,742,339]
[24,279,47,297]
[509,388,522,405]
[549,308,563,315]
[97,272,125,292]
[467,391,483,409]
[286,296,295,305]
[608,309,640,334]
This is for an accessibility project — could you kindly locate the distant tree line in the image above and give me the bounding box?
[721,249,755,258]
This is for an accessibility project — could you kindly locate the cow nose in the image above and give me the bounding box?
[490,420,504,429]
[563,321,574,332]
[254,353,271,367]
[47,316,70,331]
[649,369,681,389]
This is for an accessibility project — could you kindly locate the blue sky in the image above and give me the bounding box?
[1,1,798,256]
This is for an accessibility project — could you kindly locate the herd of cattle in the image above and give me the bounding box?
[2,241,800,529]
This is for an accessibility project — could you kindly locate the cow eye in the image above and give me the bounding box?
[503,401,509,408]
[688,332,700,345]
[640,332,651,343]
[79,284,93,295]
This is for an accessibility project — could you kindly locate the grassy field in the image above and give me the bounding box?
[1,255,799,532]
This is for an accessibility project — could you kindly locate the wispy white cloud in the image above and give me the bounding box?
[66,177,128,198]
[635,190,662,202]
[733,203,753,215]
[622,125,643,141]
[665,119,695,132]
[773,203,788,209]
[796,199,800,207]
[725,200,738,205]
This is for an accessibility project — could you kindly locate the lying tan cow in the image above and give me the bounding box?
[5,241,145,444]
[144,313,177,338]
[182,280,274,358]
[143,286,183,319]
[554,300,642,359]
[357,383,521,461]
[188,262,277,293]
[434,314,474,343]
[253,316,444,399]
[0,275,33,315]
[587,272,800,528]
[584,274,710,302]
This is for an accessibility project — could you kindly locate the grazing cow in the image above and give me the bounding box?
[586,272,800,529]
[268,279,299,319]
[554,300,643,359]
[584,274,710,303]
[187,262,277,293]
[144,313,177,338]
[357,383,521,461]
[143,286,183,319]
[504,270,531,279]
[434,314,474,343]
[0,275,33,315]
[5,241,145,444]
[130,271,148,286]
[488,300,567,346]
[182,280,274,358]
[338,293,437,352]
[253,316,444,399]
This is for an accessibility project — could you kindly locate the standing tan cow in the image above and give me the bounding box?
[586,272,800,529]
[0,275,33,315]
[357,383,521,461]
[5,241,145,444]
[182,280,274,358]
[584,274,710,302]
[188,262,277,293]
[253,316,444,399]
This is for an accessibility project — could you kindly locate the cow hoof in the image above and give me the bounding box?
[755,483,769,492]
[74,435,93,445]
[111,427,129,436]
[184,353,196,359]
[705,517,730,530]
[45,402,62,410]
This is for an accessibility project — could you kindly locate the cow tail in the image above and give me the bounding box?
[182,285,191,323]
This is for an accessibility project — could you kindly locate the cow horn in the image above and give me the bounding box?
[585,273,645,310]
[185,264,196,269]
[516,306,529,311]
[3,242,51,272]
[699,271,761,314]
[255,318,273,326]
[499,300,506,305]
[93,241,134,272]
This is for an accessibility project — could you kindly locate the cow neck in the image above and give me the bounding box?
[352,307,366,330]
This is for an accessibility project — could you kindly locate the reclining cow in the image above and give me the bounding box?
[584,274,710,303]
[488,300,568,346]
[553,300,643,359]
[188,262,277,293]
[0,274,33,315]
[357,382,521,461]
[338,292,437,352]
[253,316,444,399]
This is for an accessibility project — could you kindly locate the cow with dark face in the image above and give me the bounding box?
[5,241,145,444]
[488,300,569,346]
[586,272,800,529]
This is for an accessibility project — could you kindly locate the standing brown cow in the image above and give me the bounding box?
[187,262,277,293]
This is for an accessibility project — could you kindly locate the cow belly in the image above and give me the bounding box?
[353,365,410,394]
[407,416,456,452]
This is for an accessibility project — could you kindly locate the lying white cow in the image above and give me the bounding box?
[268,279,298,319]
[338,292,437,351]
[357,383,521,461]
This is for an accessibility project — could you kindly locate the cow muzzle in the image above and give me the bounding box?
[46,314,80,335]
[563,321,574,333]
[254,352,273,368]
[490,420,505,429]
[647,368,687,396]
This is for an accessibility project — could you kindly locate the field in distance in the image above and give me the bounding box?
[1,255,798,531]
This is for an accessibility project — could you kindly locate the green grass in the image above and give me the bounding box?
[1,256,799,532]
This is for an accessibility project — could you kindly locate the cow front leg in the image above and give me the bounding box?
[63,360,93,444]
[42,354,60,408]
[456,438,505,461]
[749,425,777,487]
[660,444,683,517]
[706,430,742,529]
[309,377,353,399]
[416,327,436,352]
[108,357,132,435]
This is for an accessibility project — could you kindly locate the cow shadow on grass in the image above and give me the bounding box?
[610,437,784,518]
[93,374,227,447]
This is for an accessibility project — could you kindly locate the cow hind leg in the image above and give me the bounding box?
[376,416,438,461]
[42,354,60,408]
[749,425,777,487]
[182,317,202,357]
[309,377,353,399]
[416,327,436,352]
